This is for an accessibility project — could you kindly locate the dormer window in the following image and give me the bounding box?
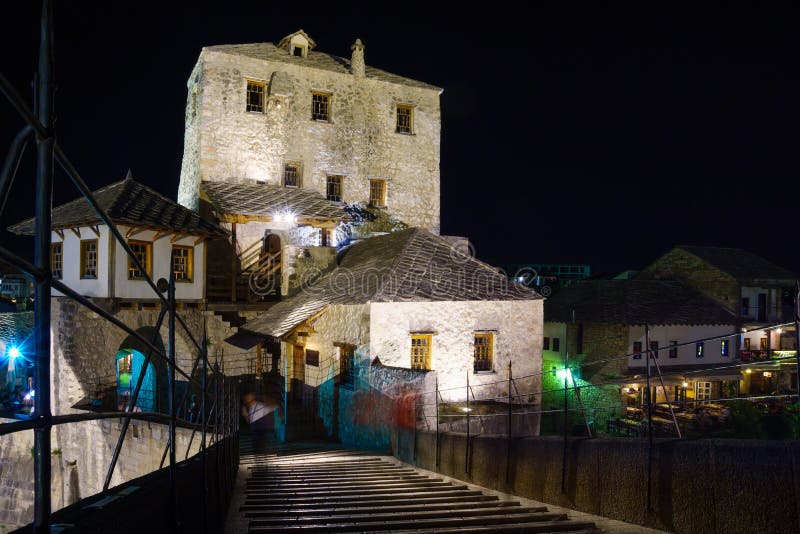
[292,45,306,58]
[278,30,316,59]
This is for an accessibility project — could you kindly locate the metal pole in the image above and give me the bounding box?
[104,306,167,490]
[465,370,470,474]
[645,324,653,514]
[33,1,54,531]
[0,125,33,216]
[561,350,569,494]
[167,276,179,531]
[435,376,439,469]
[795,282,800,397]
[506,361,512,484]
[201,325,208,534]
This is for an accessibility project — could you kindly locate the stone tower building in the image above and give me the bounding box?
[178,30,443,233]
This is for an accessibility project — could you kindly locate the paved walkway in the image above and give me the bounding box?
[227,440,667,533]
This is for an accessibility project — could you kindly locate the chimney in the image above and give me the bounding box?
[351,38,365,78]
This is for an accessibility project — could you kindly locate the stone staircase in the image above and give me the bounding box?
[228,440,599,533]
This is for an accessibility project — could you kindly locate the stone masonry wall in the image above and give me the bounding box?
[178,47,442,233]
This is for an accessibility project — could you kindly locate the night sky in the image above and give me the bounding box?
[2,2,799,277]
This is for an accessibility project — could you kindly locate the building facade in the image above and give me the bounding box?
[178,30,443,233]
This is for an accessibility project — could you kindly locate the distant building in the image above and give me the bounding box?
[638,245,797,395]
[544,279,740,405]
[503,263,591,293]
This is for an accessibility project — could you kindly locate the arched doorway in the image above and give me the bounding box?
[116,326,167,412]
[116,349,156,412]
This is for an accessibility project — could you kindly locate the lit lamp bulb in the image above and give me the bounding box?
[8,347,20,360]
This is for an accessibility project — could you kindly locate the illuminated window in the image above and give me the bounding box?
[246,80,265,113]
[633,341,643,360]
[318,228,333,247]
[396,104,414,134]
[369,179,386,207]
[696,341,704,358]
[51,242,63,279]
[311,91,331,121]
[649,341,659,358]
[127,241,152,280]
[721,339,729,357]
[543,337,550,350]
[283,161,302,188]
[410,334,432,370]
[171,245,193,282]
[744,338,751,350]
[759,337,768,350]
[80,239,98,279]
[669,340,678,358]
[473,333,493,372]
[696,381,712,401]
[326,175,343,202]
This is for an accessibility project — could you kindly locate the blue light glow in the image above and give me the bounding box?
[8,347,20,360]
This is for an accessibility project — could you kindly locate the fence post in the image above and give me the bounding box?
[465,370,470,475]
[506,361,513,485]
[645,324,653,514]
[201,329,208,534]
[167,275,179,532]
[795,282,800,397]
[561,350,569,494]
[435,376,440,469]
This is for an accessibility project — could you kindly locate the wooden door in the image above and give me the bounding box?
[291,344,305,402]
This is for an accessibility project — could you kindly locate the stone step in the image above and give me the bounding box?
[245,480,451,492]
[244,484,469,499]
[244,501,528,518]
[239,494,501,511]
[248,506,553,527]
[241,490,489,508]
[248,513,586,532]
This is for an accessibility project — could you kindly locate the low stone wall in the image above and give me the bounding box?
[397,430,800,534]
[0,418,207,529]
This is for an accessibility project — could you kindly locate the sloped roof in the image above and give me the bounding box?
[277,30,316,50]
[241,228,540,338]
[677,246,795,282]
[544,279,738,326]
[0,311,34,348]
[201,181,347,221]
[205,42,442,91]
[9,177,227,237]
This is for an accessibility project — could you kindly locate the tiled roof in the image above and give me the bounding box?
[205,42,442,91]
[8,177,227,237]
[201,181,347,221]
[677,246,795,282]
[241,228,540,338]
[544,279,738,326]
[0,311,34,349]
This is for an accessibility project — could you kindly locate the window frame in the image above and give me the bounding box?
[127,240,153,281]
[305,349,320,367]
[668,340,678,359]
[721,339,729,357]
[283,161,303,188]
[552,337,560,352]
[326,175,344,202]
[396,104,414,134]
[369,179,387,208]
[649,340,659,359]
[51,242,63,280]
[246,79,266,113]
[473,332,494,373]
[633,341,643,360]
[410,334,432,371]
[80,239,99,279]
[171,245,194,283]
[696,341,705,358]
[311,91,332,122]
[543,337,550,351]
